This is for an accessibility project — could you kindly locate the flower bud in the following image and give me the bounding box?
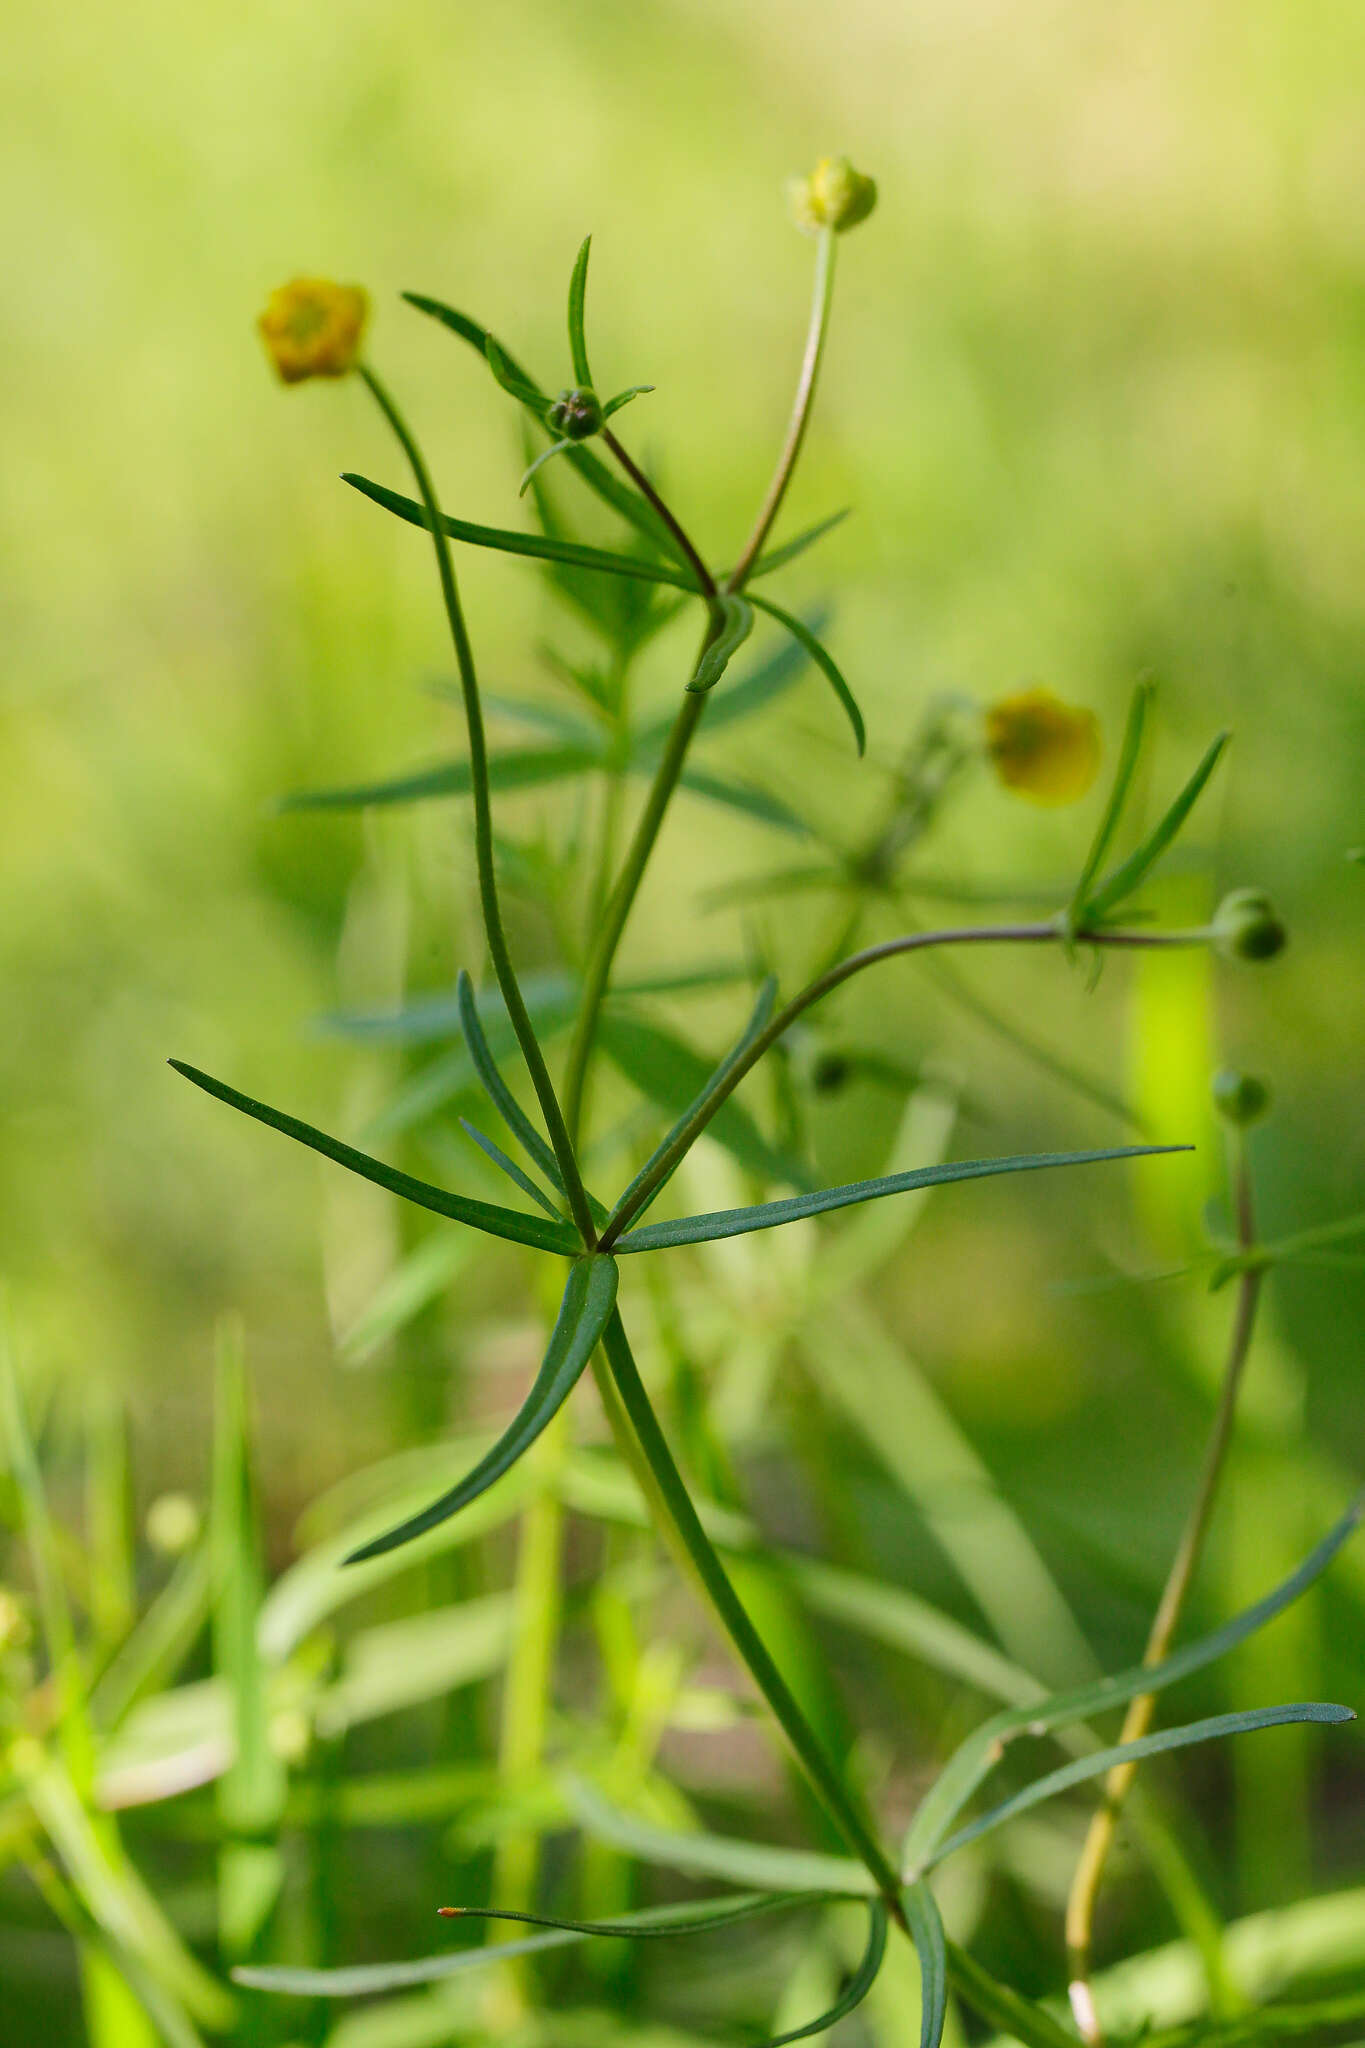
[1211,888,1287,962]
[1211,1068,1271,1126]
[546,387,603,441]
[788,156,878,235]
[985,688,1101,805]
[145,1492,201,1557]
[258,278,368,385]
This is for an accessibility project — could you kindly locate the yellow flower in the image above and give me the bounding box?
[788,156,878,234]
[258,277,368,385]
[985,688,1101,805]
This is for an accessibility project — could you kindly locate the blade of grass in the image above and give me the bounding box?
[762,1901,888,2046]
[1067,679,1153,930]
[1085,731,1231,921]
[567,1778,873,1896]
[280,740,602,813]
[459,1119,561,1217]
[904,1881,949,2048]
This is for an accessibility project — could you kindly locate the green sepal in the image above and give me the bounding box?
[345,1256,619,1563]
[168,1060,579,1254]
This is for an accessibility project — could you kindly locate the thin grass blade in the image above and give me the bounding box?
[456,970,565,1192]
[748,592,865,755]
[567,1778,873,1896]
[762,1901,888,2046]
[280,740,601,813]
[1068,678,1153,925]
[1086,730,1231,920]
[675,765,814,837]
[567,235,593,386]
[169,1061,580,1253]
[345,1256,618,1563]
[459,1119,561,1216]
[615,1144,1189,1252]
[904,1881,949,2048]
[342,474,699,589]
[905,1495,1364,1865]
[920,1703,1353,1873]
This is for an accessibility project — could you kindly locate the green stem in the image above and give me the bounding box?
[493,1417,568,1917]
[1064,1135,1262,2045]
[599,919,1214,1248]
[725,229,837,595]
[599,427,715,600]
[598,1308,906,1919]
[359,364,596,1246]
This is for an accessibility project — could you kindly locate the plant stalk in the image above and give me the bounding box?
[359,364,597,1246]
[1064,1135,1263,2044]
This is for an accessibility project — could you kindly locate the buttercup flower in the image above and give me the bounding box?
[985,688,1101,805]
[258,278,368,385]
[789,156,878,234]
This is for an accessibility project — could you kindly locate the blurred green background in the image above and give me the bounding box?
[4,0,1365,2039]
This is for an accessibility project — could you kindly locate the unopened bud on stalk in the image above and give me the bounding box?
[1212,1069,1271,1126]
[788,156,878,234]
[1211,888,1287,962]
[546,387,603,441]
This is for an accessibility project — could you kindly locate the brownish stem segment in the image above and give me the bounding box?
[1064,1139,1262,2045]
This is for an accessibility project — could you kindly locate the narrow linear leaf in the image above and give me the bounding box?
[345,1256,618,1563]
[567,1778,874,1897]
[168,1061,579,1254]
[343,474,700,590]
[436,1892,811,1942]
[234,1892,799,1997]
[762,1901,888,2047]
[459,1120,561,1217]
[676,765,814,838]
[904,1881,949,2048]
[687,596,755,695]
[456,970,565,1194]
[1069,678,1153,923]
[615,1145,1189,1253]
[484,334,547,413]
[904,1495,1364,1865]
[480,692,606,745]
[567,234,593,387]
[608,978,782,1229]
[749,592,865,755]
[919,1703,1354,1873]
[280,740,601,813]
[747,509,851,580]
[401,291,682,557]
[631,610,830,754]
[519,438,575,497]
[1086,729,1231,920]
[602,384,654,419]
[319,969,576,1050]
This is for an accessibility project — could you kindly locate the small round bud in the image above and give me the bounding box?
[258,278,368,384]
[788,156,878,235]
[1211,1068,1271,1126]
[145,1492,201,1557]
[1212,888,1287,962]
[546,387,603,441]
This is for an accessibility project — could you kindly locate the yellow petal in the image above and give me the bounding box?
[258,278,368,385]
[985,688,1101,806]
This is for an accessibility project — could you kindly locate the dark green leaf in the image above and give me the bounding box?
[281,741,601,813]
[567,235,593,387]
[458,1119,560,1217]
[437,1893,810,1942]
[762,1902,888,2047]
[688,595,755,695]
[597,999,809,1198]
[748,593,865,755]
[922,1703,1354,1872]
[484,335,547,415]
[602,384,654,419]
[1085,730,1231,921]
[342,473,699,589]
[616,1144,1189,1252]
[904,1495,1364,1865]
[456,969,566,1195]
[168,1061,579,1254]
[1068,678,1153,925]
[904,1882,948,2048]
[345,1257,619,1563]
[748,510,851,580]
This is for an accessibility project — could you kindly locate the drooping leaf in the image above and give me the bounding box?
[280,740,602,813]
[1068,678,1153,927]
[596,998,808,1199]
[614,1144,1189,1252]
[687,595,755,695]
[567,1778,874,1896]
[168,1061,580,1254]
[458,1119,561,1217]
[567,234,594,387]
[761,1902,888,2047]
[747,509,851,580]
[1085,730,1231,921]
[342,473,700,589]
[904,1881,949,2048]
[919,1703,1354,1873]
[345,1257,619,1563]
[748,592,865,755]
[903,1495,1364,1867]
